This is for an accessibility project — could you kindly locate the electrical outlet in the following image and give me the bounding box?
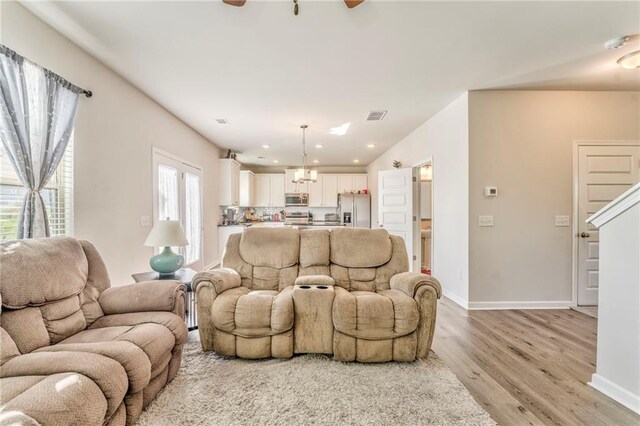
[555,215,570,227]
[140,215,151,226]
[478,215,494,227]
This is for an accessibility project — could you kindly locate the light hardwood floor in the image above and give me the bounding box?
[431,297,640,425]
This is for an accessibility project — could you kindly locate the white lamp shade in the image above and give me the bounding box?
[144,220,189,247]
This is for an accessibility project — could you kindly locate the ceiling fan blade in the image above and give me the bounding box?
[344,0,365,8]
[222,0,247,6]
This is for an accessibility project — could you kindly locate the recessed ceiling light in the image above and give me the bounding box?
[366,144,375,148]
[618,50,640,69]
[313,159,319,163]
[216,118,229,125]
[273,160,279,163]
[315,144,324,149]
[353,159,360,163]
[262,144,270,149]
[329,122,351,136]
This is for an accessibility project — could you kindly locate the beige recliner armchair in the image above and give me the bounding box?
[195,227,441,362]
[0,237,188,425]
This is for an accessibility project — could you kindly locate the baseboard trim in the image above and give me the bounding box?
[442,291,469,309]
[203,260,221,271]
[590,373,640,414]
[467,300,573,310]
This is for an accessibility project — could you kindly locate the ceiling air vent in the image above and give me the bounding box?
[216,118,230,125]
[366,110,387,121]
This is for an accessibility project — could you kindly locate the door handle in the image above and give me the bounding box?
[580,232,590,238]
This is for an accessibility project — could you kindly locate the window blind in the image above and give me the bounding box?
[0,138,74,240]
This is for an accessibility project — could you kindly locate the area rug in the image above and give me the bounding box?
[138,332,495,425]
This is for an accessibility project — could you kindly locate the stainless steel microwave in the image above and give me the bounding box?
[285,193,309,207]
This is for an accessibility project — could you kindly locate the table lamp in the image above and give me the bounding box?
[144,219,189,277]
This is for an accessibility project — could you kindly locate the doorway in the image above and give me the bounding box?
[152,148,204,271]
[574,142,640,307]
[414,161,433,275]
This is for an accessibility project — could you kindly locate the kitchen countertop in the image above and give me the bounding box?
[218,222,344,228]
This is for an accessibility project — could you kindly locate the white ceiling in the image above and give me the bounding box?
[22,0,640,166]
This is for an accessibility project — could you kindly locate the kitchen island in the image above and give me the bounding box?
[217,222,346,262]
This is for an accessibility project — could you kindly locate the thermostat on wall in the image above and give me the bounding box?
[484,187,498,197]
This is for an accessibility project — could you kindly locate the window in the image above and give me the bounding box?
[152,148,203,270]
[0,137,73,240]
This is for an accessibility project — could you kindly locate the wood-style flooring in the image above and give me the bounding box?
[431,297,639,425]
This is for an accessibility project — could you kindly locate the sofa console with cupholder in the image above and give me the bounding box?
[292,276,336,354]
[194,227,441,362]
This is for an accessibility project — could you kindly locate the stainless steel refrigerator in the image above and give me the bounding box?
[339,194,371,228]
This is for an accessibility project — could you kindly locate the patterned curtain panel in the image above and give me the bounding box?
[0,45,81,238]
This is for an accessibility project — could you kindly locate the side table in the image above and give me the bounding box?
[132,268,198,331]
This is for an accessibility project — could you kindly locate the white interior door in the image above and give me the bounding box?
[378,168,415,271]
[153,149,204,271]
[577,143,640,306]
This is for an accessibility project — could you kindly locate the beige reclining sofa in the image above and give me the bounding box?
[195,227,441,362]
[0,237,188,425]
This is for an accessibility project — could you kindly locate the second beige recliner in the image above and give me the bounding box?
[194,227,441,362]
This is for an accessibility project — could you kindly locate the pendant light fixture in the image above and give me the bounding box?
[293,124,318,184]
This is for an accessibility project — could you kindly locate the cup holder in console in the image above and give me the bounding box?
[299,285,311,289]
[317,286,328,289]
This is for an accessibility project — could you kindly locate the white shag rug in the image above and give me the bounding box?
[138,332,495,425]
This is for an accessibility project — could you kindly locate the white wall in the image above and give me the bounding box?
[368,93,469,306]
[1,3,221,285]
[589,187,640,414]
[468,91,640,306]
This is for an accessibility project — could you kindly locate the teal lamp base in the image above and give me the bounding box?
[150,246,184,277]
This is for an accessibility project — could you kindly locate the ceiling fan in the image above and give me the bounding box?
[222,0,365,14]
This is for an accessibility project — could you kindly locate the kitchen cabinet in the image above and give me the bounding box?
[337,175,353,194]
[308,174,339,207]
[322,174,339,207]
[239,170,255,207]
[270,174,285,207]
[285,169,309,193]
[336,174,368,194]
[353,174,368,192]
[219,159,240,206]
[308,178,323,207]
[254,174,285,207]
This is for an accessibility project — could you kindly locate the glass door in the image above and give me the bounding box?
[153,149,203,271]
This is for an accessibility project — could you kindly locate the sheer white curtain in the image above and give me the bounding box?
[0,45,81,238]
[158,165,179,221]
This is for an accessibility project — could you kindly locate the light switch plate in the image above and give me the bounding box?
[555,215,570,227]
[478,215,494,227]
[140,215,151,226]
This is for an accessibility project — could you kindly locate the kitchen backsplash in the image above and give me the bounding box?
[219,206,338,224]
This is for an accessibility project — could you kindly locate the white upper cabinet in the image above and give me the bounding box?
[239,170,255,207]
[337,175,354,194]
[353,174,368,192]
[254,174,285,207]
[219,159,240,206]
[255,174,271,207]
[270,174,285,207]
[308,177,323,207]
[322,174,339,207]
[284,170,297,193]
[336,174,367,194]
